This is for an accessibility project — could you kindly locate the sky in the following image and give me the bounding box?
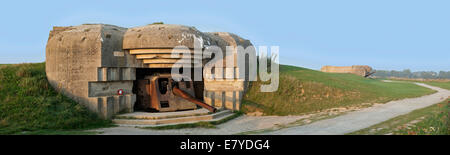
[0,0,448,71]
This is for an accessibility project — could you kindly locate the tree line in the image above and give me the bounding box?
[373,69,450,79]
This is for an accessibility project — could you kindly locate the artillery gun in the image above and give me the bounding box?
[135,73,216,113]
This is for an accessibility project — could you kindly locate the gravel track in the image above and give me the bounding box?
[267,83,450,135]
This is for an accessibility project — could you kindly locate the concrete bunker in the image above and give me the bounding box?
[321,65,375,77]
[45,24,253,119]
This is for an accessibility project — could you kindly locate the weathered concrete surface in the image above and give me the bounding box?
[113,109,233,126]
[115,108,211,120]
[123,24,213,49]
[46,24,137,119]
[321,65,373,77]
[94,114,303,135]
[266,83,450,135]
[203,32,254,111]
[46,24,102,107]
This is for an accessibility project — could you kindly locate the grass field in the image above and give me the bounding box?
[242,65,437,116]
[0,63,112,135]
[421,81,450,90]
[385,78,450,90]
[350,98,449,135]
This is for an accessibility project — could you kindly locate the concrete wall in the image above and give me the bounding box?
[203,32,253,111]
[46,24,136,119]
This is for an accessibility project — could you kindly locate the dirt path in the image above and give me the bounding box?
[266,83,450,135]
[94,83,449,135]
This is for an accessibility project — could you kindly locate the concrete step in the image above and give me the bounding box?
[144,112,237,128]
[114,108,211,120]
[113,110,233,126]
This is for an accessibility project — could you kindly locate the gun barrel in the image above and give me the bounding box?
[172,87,217,113]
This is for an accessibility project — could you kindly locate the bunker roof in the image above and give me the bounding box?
[123,24,214,49]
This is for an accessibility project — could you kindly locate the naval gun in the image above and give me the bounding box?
[135,73,216,113]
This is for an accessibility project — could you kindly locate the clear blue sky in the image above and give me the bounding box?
[1,0,448,71]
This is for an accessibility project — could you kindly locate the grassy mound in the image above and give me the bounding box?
[242,65,436,115]
[0,63,111,134]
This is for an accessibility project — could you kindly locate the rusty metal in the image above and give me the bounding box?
[135,73,217,113]
[364,71,376,78]
[135,79,152,110]
[135,74,197,112]
[172,87,217,113]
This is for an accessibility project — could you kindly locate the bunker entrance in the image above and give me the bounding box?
[132,68,214,113]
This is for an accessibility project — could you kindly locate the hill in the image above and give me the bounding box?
[0,63,111,134]
[242,65,436,115]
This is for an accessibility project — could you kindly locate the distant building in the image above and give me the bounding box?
[321,65,375,77]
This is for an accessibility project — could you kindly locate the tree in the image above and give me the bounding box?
[373,69,448,79]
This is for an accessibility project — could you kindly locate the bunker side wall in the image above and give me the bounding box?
[90,25,140,119]
[46,24,103,116]
[203,32,253,111]
[46,24,139,119]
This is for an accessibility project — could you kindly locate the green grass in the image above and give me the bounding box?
[13,130,101,135]
[142,112,243,130]
[0,63,112,135]
[383,78,450,90]
[350,99,449,135]
[242,65,436,116]
[421,81,450,90]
